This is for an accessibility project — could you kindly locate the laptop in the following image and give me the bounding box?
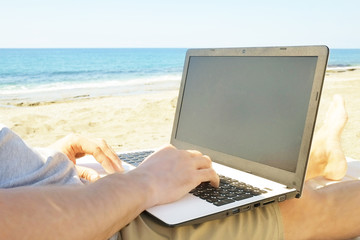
[115,46,329,226]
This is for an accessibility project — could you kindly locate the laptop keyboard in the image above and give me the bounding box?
[118,150,267,207]
[190,175,267,206]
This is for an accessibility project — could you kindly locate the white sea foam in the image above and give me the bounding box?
[326,66,360,71]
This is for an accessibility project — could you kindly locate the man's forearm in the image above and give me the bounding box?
[0,171,154,240]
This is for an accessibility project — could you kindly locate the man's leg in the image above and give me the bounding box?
[120,203,284,240]
[280,95,360,239]
[281,180,360,240]
[306,94,348,181]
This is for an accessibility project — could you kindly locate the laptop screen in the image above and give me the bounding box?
[175,56,318,173]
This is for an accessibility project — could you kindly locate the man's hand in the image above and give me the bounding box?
[48,134,123,176]
[133,144,220,208]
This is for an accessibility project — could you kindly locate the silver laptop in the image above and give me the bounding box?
[119,45,329,226]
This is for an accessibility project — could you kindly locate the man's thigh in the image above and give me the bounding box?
[119,203,284,240]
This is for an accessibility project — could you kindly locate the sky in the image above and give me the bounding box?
[0,0,359,48]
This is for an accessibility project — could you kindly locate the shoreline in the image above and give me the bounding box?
[1,68,360,160]
[0,76,181,107]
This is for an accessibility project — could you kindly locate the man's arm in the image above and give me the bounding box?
[0,145,219,240]
[0,171,150,240]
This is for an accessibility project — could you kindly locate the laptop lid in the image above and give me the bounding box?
[170,46,329,196]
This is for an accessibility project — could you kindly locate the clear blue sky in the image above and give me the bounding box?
[0,0,359,48]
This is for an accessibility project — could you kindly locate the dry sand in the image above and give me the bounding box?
[0,91,178,152]
[1,68,360,160]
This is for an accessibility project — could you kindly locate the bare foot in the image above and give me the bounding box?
[306,95,348,181]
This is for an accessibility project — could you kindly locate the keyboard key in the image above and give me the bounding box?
[213,198,235,206]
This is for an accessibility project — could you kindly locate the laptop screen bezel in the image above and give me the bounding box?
[170,46,329,194]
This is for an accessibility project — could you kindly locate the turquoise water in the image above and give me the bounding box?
[328,49,360,67]
[0,48,186,101]
[0,48,359,102]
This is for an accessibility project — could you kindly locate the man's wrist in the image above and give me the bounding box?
[125,169,159,209]
[98,170,158,211]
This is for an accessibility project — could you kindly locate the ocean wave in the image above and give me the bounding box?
[1,68,178,79]
[0,74,182,96]
[327,65,360,71]
[48,70,99,76]
[327,64,352,68]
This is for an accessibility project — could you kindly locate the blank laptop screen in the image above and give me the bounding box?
[175,56,318,172]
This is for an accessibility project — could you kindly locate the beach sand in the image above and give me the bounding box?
[1,68,360,161]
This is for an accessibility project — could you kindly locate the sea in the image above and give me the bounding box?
[0,48,360,103]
